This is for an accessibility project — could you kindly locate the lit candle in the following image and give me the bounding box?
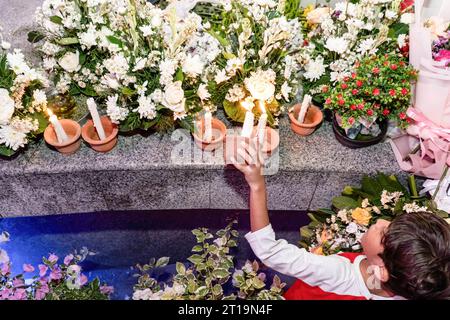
[240,100,255,138]
[87,98,106,141]
[204,110,212,143]
[297,94,312,124]
[257,101,267,144]
[48,110,69,144]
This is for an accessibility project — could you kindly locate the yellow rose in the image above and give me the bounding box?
[311,246,324,256]
[351,208,372,226]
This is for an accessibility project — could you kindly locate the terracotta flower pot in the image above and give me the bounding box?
[44,119,81,155]
[82,116,119,153]
[289,103,323,136]
[192,117,227,152]
[251,126,280,155]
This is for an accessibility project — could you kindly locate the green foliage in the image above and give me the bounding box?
[133,220,286,300]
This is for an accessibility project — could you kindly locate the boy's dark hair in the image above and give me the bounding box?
[380,211,450,300]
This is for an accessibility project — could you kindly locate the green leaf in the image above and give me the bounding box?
[191,245,203,253]
[155,257,169,267]
[195,286,209,297]
[0,145,16,157]
[27,31,45,43]
[121,87,135,96]
[174,68,184,82]
[106,35,123,48]
[50,15,63,25]
[223,99,247,123]
[56,37,79,45]
[176,262,186,275]
[252,277,266,289]
[212,268,229,279]
[187,254,204,265]
[212,284,223,296]
[30,112,49,134]
[332,196,360,210]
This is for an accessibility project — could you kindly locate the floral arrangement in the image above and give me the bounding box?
[324,52,417,138]
[427,17,450,66]
[133,220,285,300]
[31,0,222,133]
[0,233,113,300]
[201,0,303,127]
[300,0,412,106]
[300,173,450,256]
[0,26,49,157]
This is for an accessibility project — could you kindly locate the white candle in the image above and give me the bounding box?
[257,101,267,144]
[297,94,312,124]
[204,110,212,143]
[87,98,106,141]
[240,100,255,138]
[49,114,69,144]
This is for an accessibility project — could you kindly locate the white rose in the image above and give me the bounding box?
[162,81,186,113]
[245,79,275,101]
[0,88,15,125]
[307,7,330,24]
[58,51,81,73]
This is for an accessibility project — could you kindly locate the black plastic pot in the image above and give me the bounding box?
[332,114,388,149]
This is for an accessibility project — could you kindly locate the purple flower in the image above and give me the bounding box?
[48,254,58,264]
[0,288,12,300]
[100,285,114,295]
[13,288,27,300]
[78,274,88,287]
[35,281,50,300]
[49,267,63,281]
[38,264,48,277]
[63,254,74,265]
[23,264,35,273]
[12,278,24,288]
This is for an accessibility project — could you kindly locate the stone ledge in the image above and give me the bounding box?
[0,115,405,217]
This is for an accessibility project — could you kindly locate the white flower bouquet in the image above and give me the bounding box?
[31,0,221,133]
[300,0,411,106]
[202,0,303,127]
[300,173,448,256]
[0,27,49,157]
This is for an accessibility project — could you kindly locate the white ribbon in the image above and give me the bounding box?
[421,171,450,213]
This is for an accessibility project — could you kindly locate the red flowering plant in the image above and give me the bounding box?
[324,52,418,139]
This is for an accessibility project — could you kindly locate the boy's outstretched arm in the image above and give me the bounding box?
[231,138,269,232]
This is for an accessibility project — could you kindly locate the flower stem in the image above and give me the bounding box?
[409,175,418,197]
[432,165,449,200]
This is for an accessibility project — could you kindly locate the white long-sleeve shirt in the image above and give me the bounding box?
[245,224,405,300]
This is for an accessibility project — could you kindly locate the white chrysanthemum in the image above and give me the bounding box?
[106,95,129,124]
[0,124,28,150]
[325,37,349,55]
[78,24,98,49]
[7,49,30,75]
[31,89,47,111]
[135,95,157,120]
[197,83,210,101]
[304,56,326,81]
[0,88,15,125]
[403,203,428,214]
[214,69,230,84]
[357,38,377,55]
[182,54,204,77]
[281,82,292,101]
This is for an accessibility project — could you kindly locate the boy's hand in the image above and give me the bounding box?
[231,138,265,190]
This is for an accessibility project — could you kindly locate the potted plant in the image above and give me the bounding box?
[324,52,417,148]
[299,0,412,111]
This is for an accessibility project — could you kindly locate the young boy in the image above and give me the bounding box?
[231,139,450,300]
